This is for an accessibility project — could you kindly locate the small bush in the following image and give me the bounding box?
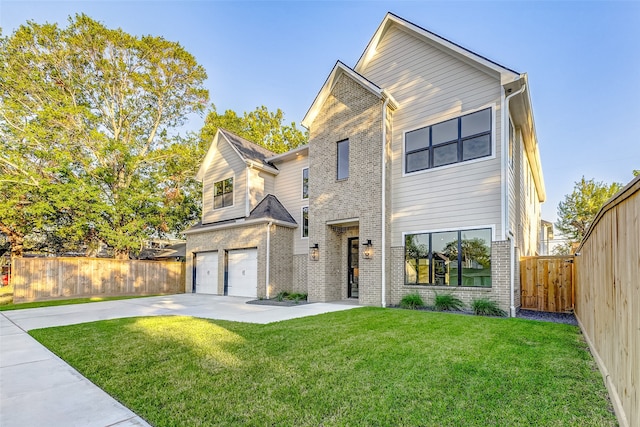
[399,293,424,309]
[433,293,465,311]
[274,291,307,303]
[471,298,507,317]
[275,291,288,302]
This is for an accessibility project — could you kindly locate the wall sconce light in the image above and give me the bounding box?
[362,239,373,259]
[309,243,320,261]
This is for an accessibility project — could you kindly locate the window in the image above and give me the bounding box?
[337,139,349,180]
[213,177,233,209]
[302,168,309,199]
[405,108,492,173]
[405,228,491,287]
[301,207,309,238]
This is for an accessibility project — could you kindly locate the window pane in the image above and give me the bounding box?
[431,231,459,285]
[462,134,491,161]
[223,192,233,207]
[224,178,233,194]
[302,168,309,199]
[214,181,223,196]
[405,234,429,285]
[406,150,429,173]
[460,229,491,287]
[405,127,429,152]
[337,140,349,180]
[213,195,222,209]
[432,118,458,144]
[302,207,309,238]
[461,108,491,137]
[433,142,458,167]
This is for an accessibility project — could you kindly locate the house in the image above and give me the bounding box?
[184,13,545,316]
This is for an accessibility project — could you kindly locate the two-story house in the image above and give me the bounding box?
[184,13,545,316]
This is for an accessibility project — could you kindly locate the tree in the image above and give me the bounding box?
[554,177,622,254]
[200,105,308,154]
[0,14,208,257]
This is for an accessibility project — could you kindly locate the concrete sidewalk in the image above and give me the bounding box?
[0,294,361,426]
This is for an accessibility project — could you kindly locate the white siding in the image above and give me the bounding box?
[272,153,309,255]
[248,168,276,211]
[201,138,247,224]
[360,26,504,245]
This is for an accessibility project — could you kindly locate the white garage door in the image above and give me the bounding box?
[195,251,218,294]
[227,248,258,298]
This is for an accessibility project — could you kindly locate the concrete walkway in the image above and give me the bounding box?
[0,294,361,426]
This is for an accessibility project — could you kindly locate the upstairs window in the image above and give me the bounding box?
[405,108,492,173]
[302,168,309,199]
[337,139,349,180]
[213,177,233,209]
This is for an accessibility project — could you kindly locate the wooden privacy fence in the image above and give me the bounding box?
[574,176,639,427]
[12,257,185,303]
[520,256,574,312]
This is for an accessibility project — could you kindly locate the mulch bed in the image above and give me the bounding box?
[246,299,309,307]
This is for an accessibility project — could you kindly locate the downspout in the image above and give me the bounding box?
[265,221,272,299]
[503,80,527,317]
[380,96,390,308]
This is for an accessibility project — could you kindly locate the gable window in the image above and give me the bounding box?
[213,177,233,209]
[337,139,349,180]
[302,207,309,238]
[405,108,492,173]
[302,168,309,199]
[404,228,491,287]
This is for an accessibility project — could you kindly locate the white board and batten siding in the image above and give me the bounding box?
[195,251,219,294]
[201,137,247,225]
[272,153,310,255]
[359,25,504,245]
[227,248,258,297]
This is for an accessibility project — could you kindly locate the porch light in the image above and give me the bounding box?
[362,239,373,259]
[310,243,320,261]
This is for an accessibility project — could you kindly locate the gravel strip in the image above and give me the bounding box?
[517,309,578,326]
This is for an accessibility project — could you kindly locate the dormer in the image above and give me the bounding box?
[196,128,279,224]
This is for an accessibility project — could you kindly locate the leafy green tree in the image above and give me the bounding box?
[201,105,308,154]
[554,177,622,254]
[443,238,490,269]
[0,14,208,257]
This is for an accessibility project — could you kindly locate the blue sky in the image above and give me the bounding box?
[2,1,639,226]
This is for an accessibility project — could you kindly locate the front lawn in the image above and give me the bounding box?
[30,308,616,426]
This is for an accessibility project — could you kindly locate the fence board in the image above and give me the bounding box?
[520,256,574,312]
[12,257,185,303]
[575,176,639,427]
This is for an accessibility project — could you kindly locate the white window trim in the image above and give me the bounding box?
[213,175,235,210]
[402,103,497,178]
[301,206,309,239]
[301,167,309,201]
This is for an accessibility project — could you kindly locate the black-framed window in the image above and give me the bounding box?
[405,108,492,173]
[302,168,309,199]
[337,139,349,180]
[213,177,233,209]
[404,228,491,287]
[302,206,309,238]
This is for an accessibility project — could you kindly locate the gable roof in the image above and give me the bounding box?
[196,128,278,181]
[247,194,296,224]
[355,12,520,84]
[301,61,398,129]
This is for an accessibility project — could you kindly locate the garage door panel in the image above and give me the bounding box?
[227,249,257,297]
[195,251,218,294]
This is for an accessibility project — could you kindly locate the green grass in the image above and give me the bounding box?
[0,294,161,311]
[29,309,616,427]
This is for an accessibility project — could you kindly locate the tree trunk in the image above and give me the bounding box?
[114,249,130,260]
[0,224,24,257]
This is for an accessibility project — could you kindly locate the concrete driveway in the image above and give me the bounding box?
[0,294,361,427]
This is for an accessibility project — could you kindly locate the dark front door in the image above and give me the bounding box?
[348,237,359,298]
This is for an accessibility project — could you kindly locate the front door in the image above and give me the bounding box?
[348,237,359,298]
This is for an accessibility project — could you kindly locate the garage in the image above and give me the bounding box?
[227,248,258,297]
[195,251,218,294]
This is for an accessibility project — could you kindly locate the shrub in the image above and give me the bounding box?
[399,293,424,309]
[275,291,288,302]
[433,293,465,311]
[274,291,307,303]
[471,298,507,317]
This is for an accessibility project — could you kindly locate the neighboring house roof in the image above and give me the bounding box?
[196,128,279,181]
[302,61,398,129]
[153,243,186,259]
[355,12,520,84]
[247,194,297,224]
